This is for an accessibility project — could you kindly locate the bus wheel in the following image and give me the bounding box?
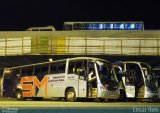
[118,90,126,102]
[65,88,77,102]
[33,97,43,101]
[99,98,106,102]
[16,90,25,101]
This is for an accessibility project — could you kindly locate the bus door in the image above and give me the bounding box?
[124,63,136,98]
[2,69,12,97]
[126,63,145,98]
[134,66,145,98]
[2,69,20,97]
[77,69,87,97]
[88,61,97,98]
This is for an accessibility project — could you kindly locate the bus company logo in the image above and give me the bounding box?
[1,107,18,113]
[20,76,48,97]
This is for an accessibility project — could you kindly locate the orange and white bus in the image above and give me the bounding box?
[1,57,120,101]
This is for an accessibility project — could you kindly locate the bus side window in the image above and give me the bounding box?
[21,67,34,77]
[50,63,57,74]
[68,60,83,74]
[57,63,65,73]
[75,60,84,74]
[76,60,86,80]
[68,61,75,74]
[11,69,21,80]
[50,61,66,74]
[68,60,87,80]
[41,64,49,76]
[34,66,41,76]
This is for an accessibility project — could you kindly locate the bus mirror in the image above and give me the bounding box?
[114,65,122,75]
[16,74,20,77]
[142,68,147,76]
[122,76,125,84]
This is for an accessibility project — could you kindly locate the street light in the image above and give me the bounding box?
[49,58,53,62]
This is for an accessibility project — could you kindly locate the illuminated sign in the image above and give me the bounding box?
[125,23,135,30]
[64,22,144,31]
[135,23,143,30]
[103,23,114,30]
[114,23,124,30]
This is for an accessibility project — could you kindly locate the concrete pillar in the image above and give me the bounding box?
[0,76,1,97]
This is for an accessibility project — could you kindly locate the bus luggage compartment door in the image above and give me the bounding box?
[123,76,135,98]
[78,76,87,97]
[125,85,135,98]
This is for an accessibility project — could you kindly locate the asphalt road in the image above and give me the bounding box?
[0,98,160,113]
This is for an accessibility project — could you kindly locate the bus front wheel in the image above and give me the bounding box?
[118,90,126,101]
[65,88,77,102]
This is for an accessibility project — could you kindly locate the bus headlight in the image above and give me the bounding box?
[100,86,107,92]
[146,87,152,93]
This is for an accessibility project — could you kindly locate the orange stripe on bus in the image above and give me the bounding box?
[21,76,34,83]
[21,76,48,97]
[21,84,33,97]
[34,76,48,96]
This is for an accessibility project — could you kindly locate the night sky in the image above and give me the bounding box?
[0,0,159,30]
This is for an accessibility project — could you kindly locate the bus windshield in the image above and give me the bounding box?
[141,63,156,81]
[96,60,117,86]
[141,63,158,91]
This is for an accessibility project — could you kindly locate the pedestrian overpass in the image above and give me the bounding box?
[0,30,160,56]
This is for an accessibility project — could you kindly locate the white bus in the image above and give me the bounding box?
[1,57,120,101]
[113,61,159,101]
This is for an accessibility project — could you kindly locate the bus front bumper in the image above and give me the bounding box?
[144,92,159,99]
[98,89,120,99]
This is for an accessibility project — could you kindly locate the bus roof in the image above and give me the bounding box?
[113,61,149,65]
[4,57,109,70]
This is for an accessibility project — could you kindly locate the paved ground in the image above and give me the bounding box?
[0,98,160,113]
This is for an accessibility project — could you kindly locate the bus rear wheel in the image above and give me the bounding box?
[65,88,77,102]
[16,90,25,101]
[99,98,106,102]
[33,97,43,101]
